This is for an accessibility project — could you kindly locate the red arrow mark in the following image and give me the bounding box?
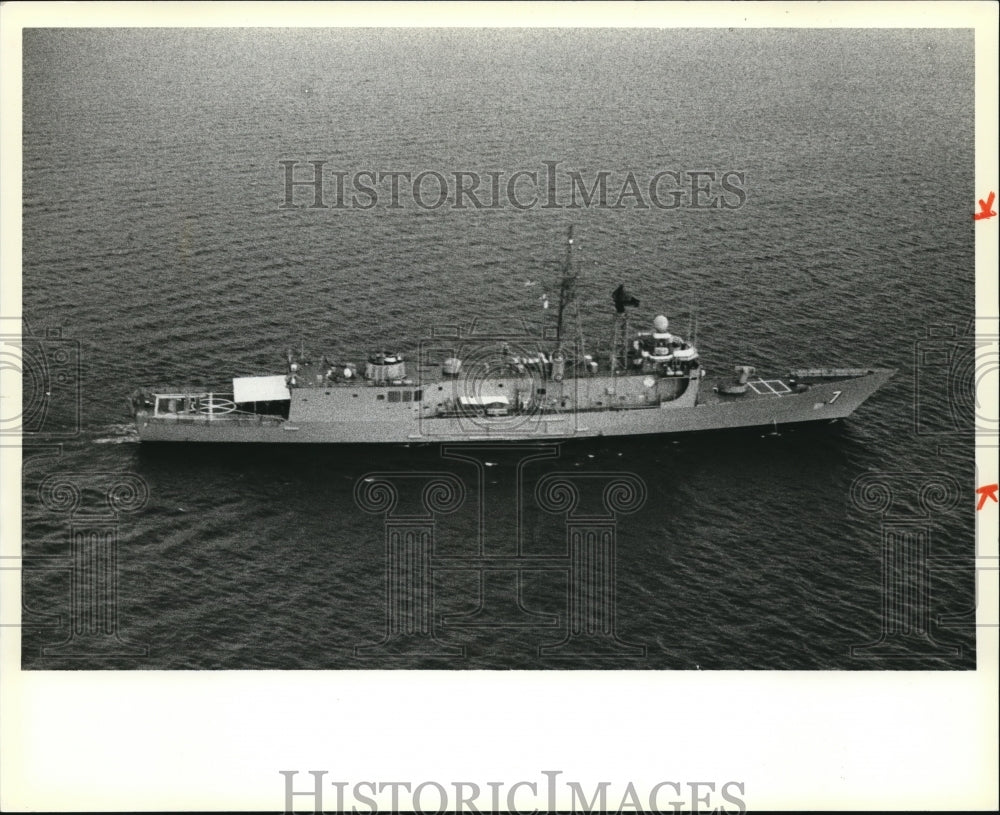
[974,191,996,220]
[976,483,999,510]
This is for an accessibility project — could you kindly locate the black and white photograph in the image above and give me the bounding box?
[2,2,997,812]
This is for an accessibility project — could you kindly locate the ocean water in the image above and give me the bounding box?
[19,28,976,669]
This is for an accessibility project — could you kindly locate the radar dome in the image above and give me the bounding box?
[653,315,669,332]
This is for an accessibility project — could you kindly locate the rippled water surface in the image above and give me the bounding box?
[20,29,976,669]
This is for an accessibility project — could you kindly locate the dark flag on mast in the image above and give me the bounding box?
[612,284,640,314]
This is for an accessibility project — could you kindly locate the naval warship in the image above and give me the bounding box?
[129,230,894,444]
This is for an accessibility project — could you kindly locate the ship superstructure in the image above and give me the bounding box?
[130,231,894,444]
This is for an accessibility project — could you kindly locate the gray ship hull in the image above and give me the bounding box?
[134,369,894,444]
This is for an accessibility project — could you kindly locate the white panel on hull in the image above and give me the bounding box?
[233,375,290,403]
[458,395,510,406]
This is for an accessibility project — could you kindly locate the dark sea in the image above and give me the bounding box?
[19,29,977,670]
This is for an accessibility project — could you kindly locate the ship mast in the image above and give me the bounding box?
[553,225,575,358]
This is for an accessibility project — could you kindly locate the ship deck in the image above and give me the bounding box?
[697,368,880,405]
[698,375,795,405]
